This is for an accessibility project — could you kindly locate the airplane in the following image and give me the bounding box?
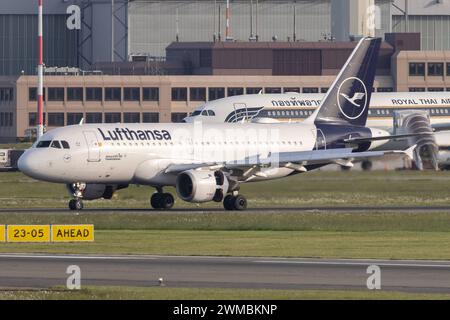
[183,90,450,131]
[18,37,414,211]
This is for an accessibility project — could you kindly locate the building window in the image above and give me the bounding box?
[48,88,64,101]
[86,112,102,123]
[190,87,206,101]
[377,87,394,92]
[428,87,445,92]
[172,88,187,101]
[123,112,140,123]
[143,87,159,101]
[208,87,225,101]
[409,63,425,76]
[67,88,83,101]
[28,88,37,101]
[142,112,159,123]
[303,87,319,93]
[105,88,121,101]
[265,87,282,94]
[447,63,450,76]
[283,87,300,93]
[172,88,187,102]
[0,113,10,127]
[29,113,37,126]
[0,88,13,102]
[409,87,426,92]
[48,113,64,126]
[171,112,187,123]
[428,63,444,76]
[86,88,103,101]
[67,113,83,125]
[105,112,121,123]
[227,87,244,97]
[321,87,329,93]
[247,87,263,95]
[124,88,140,101]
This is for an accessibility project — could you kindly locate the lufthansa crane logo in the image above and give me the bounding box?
[337,77,368,120]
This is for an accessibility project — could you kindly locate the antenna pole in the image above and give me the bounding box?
[37,0,44,139]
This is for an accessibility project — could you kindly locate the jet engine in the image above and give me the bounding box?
[66,183,128,200]
[176,170,229,203]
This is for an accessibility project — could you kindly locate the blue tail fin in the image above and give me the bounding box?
[310,37,381,127]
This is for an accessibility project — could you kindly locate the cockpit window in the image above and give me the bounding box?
[61,141,70,149]
[191,110,201,116]
[51,140,61,149]
[36,140,51,148]
[207,110,216,116]
[201,110,208,116]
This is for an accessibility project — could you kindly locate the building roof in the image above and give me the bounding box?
[166,41,394,51]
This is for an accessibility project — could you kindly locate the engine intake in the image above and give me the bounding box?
[176,170,229,203]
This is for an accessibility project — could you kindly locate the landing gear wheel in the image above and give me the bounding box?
[151,193,174,210]
[160,193,174,210]
[151,193,163,209]
[69,199,83,211]
[233,195,247,211]
[223,195,235,211]
[361,160,373,171]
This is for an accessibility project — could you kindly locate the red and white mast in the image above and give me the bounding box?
[37,0,44,139]
[225,0,231,40]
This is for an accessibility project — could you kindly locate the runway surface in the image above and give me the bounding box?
[1,253,450,293]
[2,206,450,214]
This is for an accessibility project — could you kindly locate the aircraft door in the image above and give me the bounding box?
[83,131,101,162]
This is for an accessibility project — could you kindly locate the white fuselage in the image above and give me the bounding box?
[19,122,325,185]
[185,92,450,129]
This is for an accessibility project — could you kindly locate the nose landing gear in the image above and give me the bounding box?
[68,182,86,211]
[69,199,84,210]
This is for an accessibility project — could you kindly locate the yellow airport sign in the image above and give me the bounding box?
[7,225,51,243]
[52,225,94,242]
[0,225,5,242]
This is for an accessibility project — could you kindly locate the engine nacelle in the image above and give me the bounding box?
[176,170,229,203]
[67,183,128,200]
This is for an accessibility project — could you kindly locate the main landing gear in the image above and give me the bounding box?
[151,188,175,210]
[223,193,247,211]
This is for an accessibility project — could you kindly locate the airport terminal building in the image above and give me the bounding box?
[1,0,450,141]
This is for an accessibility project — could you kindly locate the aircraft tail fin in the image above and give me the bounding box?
[306,37,381,127]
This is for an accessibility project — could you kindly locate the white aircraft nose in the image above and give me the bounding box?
[18,151,38,177]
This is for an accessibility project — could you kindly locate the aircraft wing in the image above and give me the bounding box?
[432,123,450,132]
[225,148,412,167]
[164,147,414,174]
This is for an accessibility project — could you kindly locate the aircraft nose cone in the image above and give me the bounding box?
[18,151,37,177]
